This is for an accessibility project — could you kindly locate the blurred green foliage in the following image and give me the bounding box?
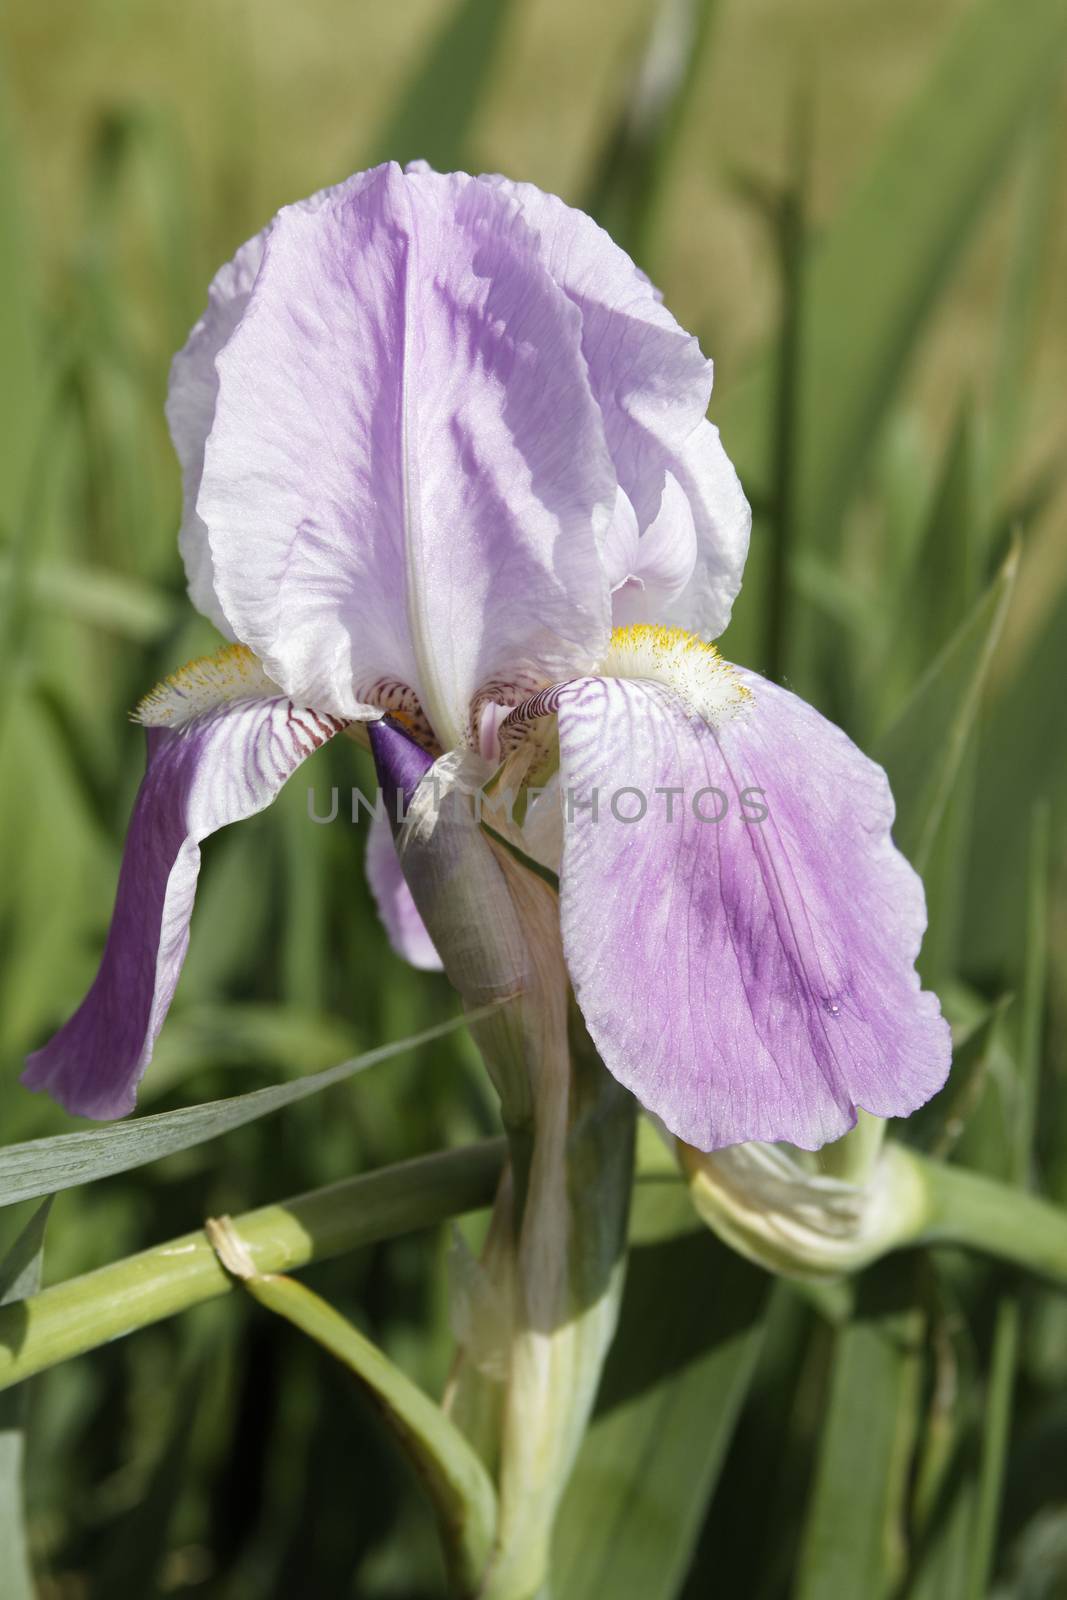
[0,0,1065,1594]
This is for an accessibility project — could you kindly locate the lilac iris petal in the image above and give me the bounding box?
[610,473,699,627]
[165,231,264,637]
[479,175,751,635]
[365,808,443,972]
[166,172,380,638]
[553,671,951,1151]
[189,164,617,743]
[23,690,348,1119]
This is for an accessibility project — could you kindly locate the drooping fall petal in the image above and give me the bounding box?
[553,668,951,1151]
[23,649,348,1119]
[364,806,442,972]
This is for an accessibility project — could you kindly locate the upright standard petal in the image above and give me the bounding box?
[166,174,376,637]
[552,663,950,1151]
[23,647,349,1119]
[197,164,616,744]
[166,232,267,635]
[480,176,751,637]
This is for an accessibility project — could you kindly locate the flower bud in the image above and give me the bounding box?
[679,1137,928,1279]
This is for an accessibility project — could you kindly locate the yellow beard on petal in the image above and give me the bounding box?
[134,643,279,727]
[600,625,751,724]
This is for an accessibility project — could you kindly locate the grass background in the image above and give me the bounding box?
[1,0,1065,1595]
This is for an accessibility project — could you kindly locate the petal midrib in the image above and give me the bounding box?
[397,174,463,754]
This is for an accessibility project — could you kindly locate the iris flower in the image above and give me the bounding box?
[25,162,951,1147]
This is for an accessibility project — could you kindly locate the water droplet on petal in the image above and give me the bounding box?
[825,1000,841,1017]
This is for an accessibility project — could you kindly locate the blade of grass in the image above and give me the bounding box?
[719,0,1067,535]
[0,1201,52,1600]
[765,90,811,684]
[908,999,1013,1160]
[93,1342,210,1597]
[0,48,45,543]
[908,1288,981,1600]
[877,538,1018,873]
[988,87,1064,500]
[1,1006,500,1208]
[209,1222,496,1600]
[794,1259,926,1600]
[366,0,519,172]
[0,1139,506,1394]
[584,0,720,271]
[0,554,177,644]
[552,1156,769,1600]
[965,803,1051,1599]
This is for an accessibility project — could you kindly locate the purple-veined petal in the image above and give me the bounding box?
[602,486,641,593]
[611,471,696,627]
[197,163,615,745]
[364,802,443,972]
[166,232,266,636]
[22,647,349,1120]
[479,176,751,638]
[553,670,951,1151]
[166,174,378,638]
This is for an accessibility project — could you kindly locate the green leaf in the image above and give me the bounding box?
[988,88,1064,499]
[877,538,1018,873]
[366,0,518,172]
[0,553,177,643]
[93,1342,210,1598]
[907,404,983,653]
[209,1225,496,1600]
[0,1201,52,1305]
[551,1162,769,1600]
[794,1260,925,1600]
[0,1007,496,1208]
[0,1140,506,1395]
[719,0,1067,535]
[964,806,1052,1599]
[1014,802,1051,1186]
[908,999,1012,1160]
[963,546,1067,976]
[0,47,45,544]
[584,0,720,270]
[908,1288,981,1600]
[0,1200,52,1600]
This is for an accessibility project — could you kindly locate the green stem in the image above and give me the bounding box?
[0,1139,505,1394]
[208,1226,496,1600]
[911,1150,1067,1282]
[819,1109,887,1184]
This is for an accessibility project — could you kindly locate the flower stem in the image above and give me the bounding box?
[0,1138,505,1395]
[818,1109,887,1184]
[909,1149,1067,1282]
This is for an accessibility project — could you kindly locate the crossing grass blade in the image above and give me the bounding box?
[0,1008,497,1208]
